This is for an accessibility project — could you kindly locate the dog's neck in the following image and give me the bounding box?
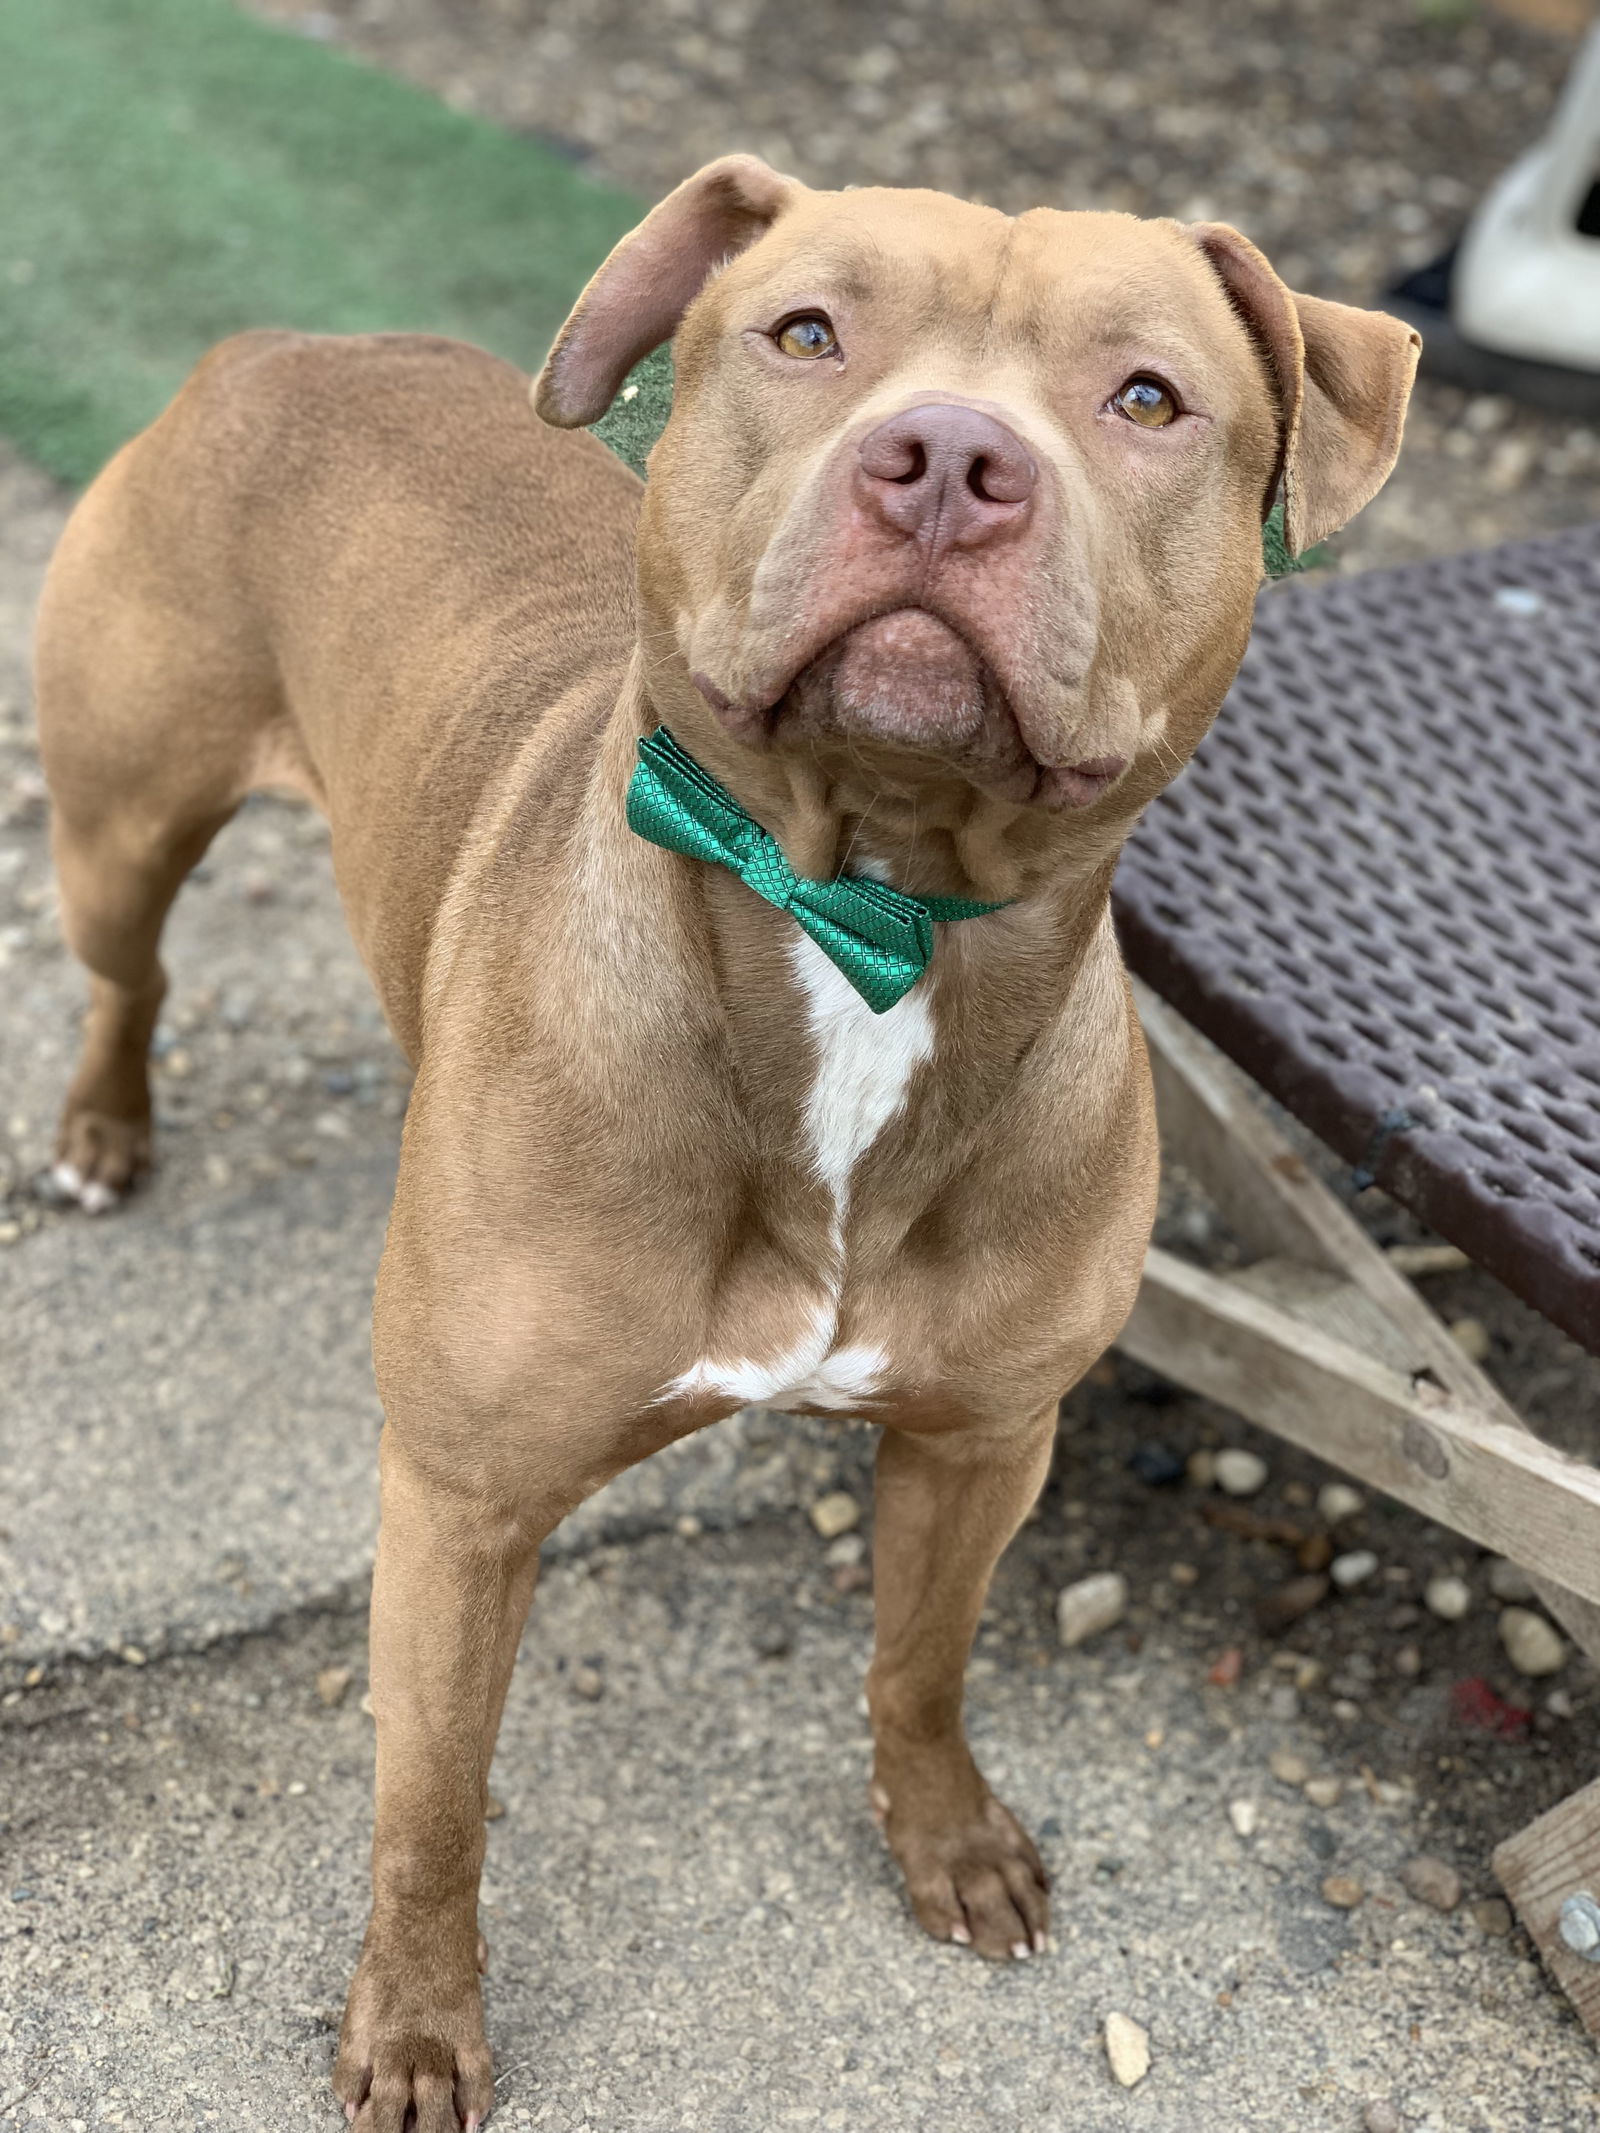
[601,655,1127,1070]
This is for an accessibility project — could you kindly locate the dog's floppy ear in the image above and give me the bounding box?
[534,155,803,429]
[1187,223,1421,557]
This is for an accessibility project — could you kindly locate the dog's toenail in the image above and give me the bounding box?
[80,1180,117,1215]
[1032,1929,1048,1954]
[1010,1940,1031,1960]
[51,1161,83,1196]
[950,1923,972,1945]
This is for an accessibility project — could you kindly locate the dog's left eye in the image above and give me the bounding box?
[775,313,839,360]
[1112,376,1179,427]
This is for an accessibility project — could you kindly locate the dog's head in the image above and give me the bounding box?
[536,158,1418,888]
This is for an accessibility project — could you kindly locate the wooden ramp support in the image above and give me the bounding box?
[1118,981,1600,2036]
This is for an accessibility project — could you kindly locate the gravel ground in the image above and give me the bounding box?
[5,1521,1600,2132]
[7,2,1600,2120]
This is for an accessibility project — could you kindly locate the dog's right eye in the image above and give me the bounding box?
[774,314,839,360]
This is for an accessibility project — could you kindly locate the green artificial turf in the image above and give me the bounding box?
[0,0,641,483]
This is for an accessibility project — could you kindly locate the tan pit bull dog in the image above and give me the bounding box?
[35,157,1418,2127]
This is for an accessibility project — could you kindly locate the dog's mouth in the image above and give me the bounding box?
[695,608,1126,812]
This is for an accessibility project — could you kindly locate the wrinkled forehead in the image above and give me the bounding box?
[713,191,1260,385]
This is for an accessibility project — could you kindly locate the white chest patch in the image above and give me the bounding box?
[660,936,935,1411]
[790,933,936,1216]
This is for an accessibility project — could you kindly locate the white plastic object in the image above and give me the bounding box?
[1454,24,1600,369]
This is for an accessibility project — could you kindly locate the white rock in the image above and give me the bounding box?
[1214,1449,1268,1497]
[1317,1483,1365,1524]
[1104,2012,1150,2088]
[1499,1607,1566,1679]
[1486,1558,1535,1604]
[1057,1571,1128,1649]
[1447,1316,1491,1363]
[1228,1798,1258,1838]
[1330,1550,1380,1591]
[809,1492,860,1540]
[1424,1575,1472,1622]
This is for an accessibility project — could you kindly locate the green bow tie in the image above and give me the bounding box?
[626,726,1008,1013]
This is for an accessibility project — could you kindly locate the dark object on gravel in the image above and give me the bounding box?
[1126,1440,1187,1487]
[1116,525,1600,1354]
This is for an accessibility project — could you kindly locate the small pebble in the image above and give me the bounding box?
[1364,2104,1403,2133]
[1400,1855,1462,1912]
[1269,1750,1310,1787]
[484,1794,506,1822]
[1317,1483,1365,1524]
[1320,1875,1365,1910]
[1447,1316,1491,1363]
[1103,2012,1149,2089]
[1215,1449,1269,1497]
[1228,1799,1258,1838]
[1424,1575,1471,1621]
[825,1533,866,1568]
[1057,1571,1129,1649]
[1394,1644,1423,1678]
[1470,1897,1512,1938]
[315,1666,352,1709]
[1486,1558,1535,1605]
[809,1492,860,1540]
[1499,1607,1565,1679]
[1186,1449,1217,1490]
[1169,1562,1199,1587]
[1330,1550,1379,1592]
[571,1664,605,1702]
[1257,1573,1329,1632]
[1304,1777,1343,1809]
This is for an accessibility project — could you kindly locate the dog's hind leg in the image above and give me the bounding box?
[34,453,279,1208]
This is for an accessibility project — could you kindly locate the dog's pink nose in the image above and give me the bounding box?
[856,405,1036,552]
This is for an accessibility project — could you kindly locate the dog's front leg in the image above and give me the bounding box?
[866,1410,1057,1962]
[334,1432,538,2131]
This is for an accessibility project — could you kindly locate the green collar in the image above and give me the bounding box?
[626,726,1009,1013]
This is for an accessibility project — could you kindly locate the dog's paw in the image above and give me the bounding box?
[48,1106,150,1211]
[878,1783,1051,1962]
[334,1944,495,2132]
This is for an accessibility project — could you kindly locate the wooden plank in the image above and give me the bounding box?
[1494,1777,1600,2040]
[1225,1256,1421,1375]
[1120,1247,1600,1609]
[1134,981,1522,1421]
[1135,980,1600,1662]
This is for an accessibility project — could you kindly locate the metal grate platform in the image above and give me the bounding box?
[1115,524,1600,1355]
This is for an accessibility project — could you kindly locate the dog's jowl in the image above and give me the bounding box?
[34,159,1417,2126]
